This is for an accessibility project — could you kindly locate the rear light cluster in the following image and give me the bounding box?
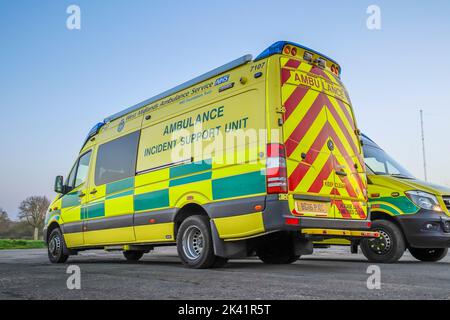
[266,144,288,194]
[283,45,297,57]
[331,64,340,76]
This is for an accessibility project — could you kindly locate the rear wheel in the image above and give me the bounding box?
[177,215,227,269]
[409,248,448,262]
[47,228,69,264]
[123,251,144,261]
[360,220,406,263]
[256,233,300,264]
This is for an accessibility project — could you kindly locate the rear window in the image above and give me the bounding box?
[95,131,140,186]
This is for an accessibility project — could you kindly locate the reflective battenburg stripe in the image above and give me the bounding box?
[170,160,212,179]
[106,177,135,195]
[170,172,212,187]
[212,171,266,200]
[134,189,170,212]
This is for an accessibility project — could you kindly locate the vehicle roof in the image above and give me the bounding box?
[81,41,339,149]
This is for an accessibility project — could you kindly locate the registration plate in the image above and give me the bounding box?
[294,201,330,216]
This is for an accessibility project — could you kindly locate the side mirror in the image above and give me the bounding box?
[54,176,65,194]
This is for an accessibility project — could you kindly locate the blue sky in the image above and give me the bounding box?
[1,0,450,219]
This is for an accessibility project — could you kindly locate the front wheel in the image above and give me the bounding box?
[409,247,448,262]
[360,220,406,263]
[47,228,69,264]
[177,215,227,269]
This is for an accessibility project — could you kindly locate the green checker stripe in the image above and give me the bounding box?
[170,160,212,179]
[106,190,134,200]
[170,172,212,187]
[106,177,135,195]
[81,202,105,219]
[212,171,266,200]
[61,192,81,208]
[134,189,170,212]
[371,196,419,215]
[376,203,402,216]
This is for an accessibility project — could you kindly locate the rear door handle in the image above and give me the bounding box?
[336,171,347,177]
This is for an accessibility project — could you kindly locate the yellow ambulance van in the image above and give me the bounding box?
[44,41,377,268]
[319,134,450,263]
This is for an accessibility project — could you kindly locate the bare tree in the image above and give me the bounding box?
[0,208,11,235]
[18,197,50,240]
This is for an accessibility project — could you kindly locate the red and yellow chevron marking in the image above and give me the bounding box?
[281,57,367,220]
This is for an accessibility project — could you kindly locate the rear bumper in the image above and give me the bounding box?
[262,195,372,233]
[396,210,450,248]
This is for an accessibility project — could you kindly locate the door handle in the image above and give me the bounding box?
[90,189,98,195]
[336,170,347,177]
[78,192,86,198]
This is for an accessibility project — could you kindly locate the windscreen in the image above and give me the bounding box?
[363,144,414,178]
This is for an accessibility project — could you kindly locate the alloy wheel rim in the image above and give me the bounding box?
[182,226,204,260]
[49,235,61,257]
[368,229,392,255]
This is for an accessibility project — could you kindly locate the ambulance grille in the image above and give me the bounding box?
[443,196,450,211]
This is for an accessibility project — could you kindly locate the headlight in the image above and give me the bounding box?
[405,191,442,212]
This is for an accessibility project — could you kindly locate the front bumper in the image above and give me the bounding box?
[396,209,450,248]
[43,227,48,244]
[263,195,372,233]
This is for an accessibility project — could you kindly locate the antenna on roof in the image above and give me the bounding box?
[420,109,428,181]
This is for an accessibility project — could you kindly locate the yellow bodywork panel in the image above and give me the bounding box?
[63,232,83,247]
[104,195,134,217]
[134,222,175,243]
[84,227,135,245]
[213,212,264,240]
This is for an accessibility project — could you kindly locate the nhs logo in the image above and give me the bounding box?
[215,75,230,86]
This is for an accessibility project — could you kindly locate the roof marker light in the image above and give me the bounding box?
[284,46,291,54]
[291,47,297,56]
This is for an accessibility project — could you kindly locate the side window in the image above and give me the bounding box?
[74,151,92,187]
[95,131,140,186]
[66,163,77,188]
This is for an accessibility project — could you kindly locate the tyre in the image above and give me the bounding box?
[123,251,144,261]
[360,220,406,263]
[256,233,300,264]
[177,215,226,269]
[47,228,69,264]
[409,247,448,262]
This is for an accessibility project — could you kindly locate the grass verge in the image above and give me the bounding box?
[0,239,46,250]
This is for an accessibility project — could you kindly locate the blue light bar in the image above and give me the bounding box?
[81,122,105,149]
[254,41,340,68]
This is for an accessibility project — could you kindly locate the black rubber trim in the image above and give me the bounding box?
[262,194,371,232]
[134,209,177,226]
[396,209,450,248]
[62,222,83,234]
[205,196,267,219]
[297,217,371,230]
[293,194,331,202]
[62,209,178,235]
[86,214,134,232]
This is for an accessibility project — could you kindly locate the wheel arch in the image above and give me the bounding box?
[46,221,62,244]
[173,203,210,239]
[370,211,409,246]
